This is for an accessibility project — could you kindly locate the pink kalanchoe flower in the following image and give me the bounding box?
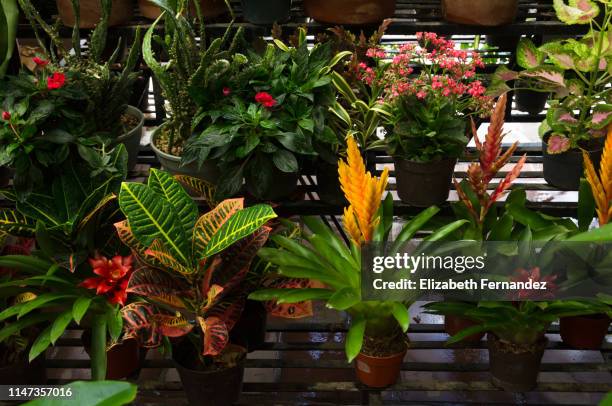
[47,72,65,90]
[80,255,134,306]
[1,111,10,121]
[32,57,49,67]
[222,87,231,96]
[255,91,277,108]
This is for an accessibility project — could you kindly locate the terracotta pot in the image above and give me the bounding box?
[303,0,395,25]
[442,0,518,26]
[542,135,603,190]
[444,314,484,343]
[82,332,141,380]
[487,333,547,392]
[394,157,456,207]
[560,314,610,350]
[138,0,227,20]
[354,347,406,388]
[56,0,134,28]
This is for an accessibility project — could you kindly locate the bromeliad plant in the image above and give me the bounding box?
[183,29,349,199]
[489,0,612,154]
[363,32,492,162]
[143,0,244,157]
[249,137,467,363]
[116,169,276,361]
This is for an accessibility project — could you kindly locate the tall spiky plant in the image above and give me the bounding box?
[454,94,527,228]
[583,126,612,226]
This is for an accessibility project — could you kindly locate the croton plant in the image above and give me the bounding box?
[117,169,276,360]
[489,0,612,154]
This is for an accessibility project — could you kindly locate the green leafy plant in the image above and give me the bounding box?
[183,29,349,199]
[24,380,137,406]
[117,169,276,362]
[0,0,18,77]
[489,0,612,154]
[143,0,244,156]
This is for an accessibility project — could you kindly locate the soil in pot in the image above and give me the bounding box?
[229,300,268,352]
[56,0,133,28]
[82,331,141,380]
[316,160,347,205]
[444,314,484,343]
[173,340,246,406]
[487,333,547,392]
[394,157,456,207]
[560,314,610,350]
[115,106,144,172]
[354,328,408,388]
[304,0,395,25]
[151,126,220,183]
[542,135,604,190]
[442,0,518,26]
[241,0,292,24]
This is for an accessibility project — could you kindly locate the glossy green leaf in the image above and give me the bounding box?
[72,297,93,324]
[391,302,410,332]
[50,310,73,345]
[326,287,360,310]
[24,381,137,406]
[29,325,52,362]
[147,169,199,234]
[345,315,366,362]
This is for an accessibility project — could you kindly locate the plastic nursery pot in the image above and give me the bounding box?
[354,346,407,388]
[393,157,456,207]
[150,126,220,184]
[241,0,292,24]
[229,300,268,352]
[303,0,395,25]
[560,314,611,350]
[315,160,347,206]
[82,332,141,380]
[56,0,133,28]
[115,105,144,172]
[173,341,247,406]
[487,333,547,392]
[0,353,46,385]
[542,135,603,191]
[444,314,485,343]
[442,0,518,26]
[515,89,548,116]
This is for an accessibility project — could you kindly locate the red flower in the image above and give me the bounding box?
[222,87,231,96]
[33,57,49,67]
[510,267,557,300]
[47,72,66,90]
[80,255,134,306]
[255,92,277,108]
[1,111,10,121]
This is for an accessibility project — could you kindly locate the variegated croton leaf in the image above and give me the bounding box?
[192,198,244,258]
[121,302,162,348]
[126,267,192,309]
[198,316,229,357]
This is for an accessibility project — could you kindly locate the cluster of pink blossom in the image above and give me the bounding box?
[357,32,491,116]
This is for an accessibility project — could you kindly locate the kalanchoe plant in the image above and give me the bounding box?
[143,0,245,156]
[363,32,492,162]
[183,29,349,199]
[116,169,276,361]
[489,0,612,154]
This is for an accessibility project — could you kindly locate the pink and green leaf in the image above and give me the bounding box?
[546,134,572,154]
[554,0,599,24]
[590,105,612,129]
[517,38,544,69]
[521,67,566,87]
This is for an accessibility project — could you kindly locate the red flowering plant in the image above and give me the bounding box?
[361,32,493,163]
[183,29,347,200]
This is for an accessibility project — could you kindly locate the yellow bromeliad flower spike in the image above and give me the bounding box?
[583,126,612,226]
[338,136,389,244]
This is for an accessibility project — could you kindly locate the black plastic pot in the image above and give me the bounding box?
[487,333,547,392]
[173,341,247,406]
[230,300,268,352]
[115,106,144,172]
[241,0,292,24]
[315,160,347,205]
[515,89,548,115]
[542,136,603,190]
[394,157,456,207]
[0,353,46,385]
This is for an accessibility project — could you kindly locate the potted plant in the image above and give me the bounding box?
[0,0,18,77]
[143,0,243,182]
[489,1,612,190]
[116,169,275,404]
[442,0,518,26]
[55,0,133,28]
[241,0,292,24]
[183,29,347,200]
[250,137,467,387]
[303,0,395,25]
[364,32,491,206]
[19,0,145,172]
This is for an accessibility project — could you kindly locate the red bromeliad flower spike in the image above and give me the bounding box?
[80,254,134,306]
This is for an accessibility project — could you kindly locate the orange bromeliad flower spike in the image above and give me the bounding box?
[583,126,612,226]
[338,136,389,244]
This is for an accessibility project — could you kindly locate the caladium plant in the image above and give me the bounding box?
[489,0,612,154]
[117,169,276,360]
